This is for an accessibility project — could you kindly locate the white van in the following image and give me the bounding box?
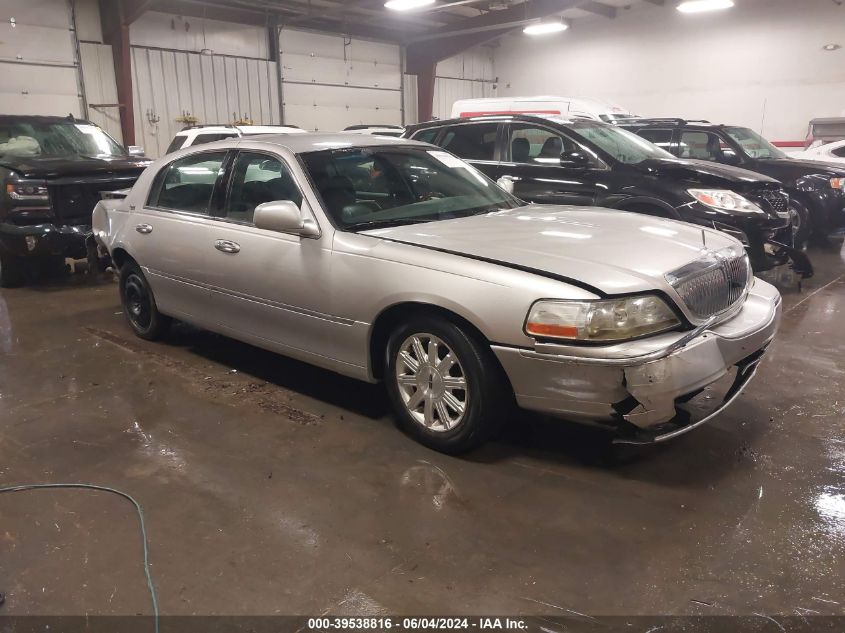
[450,96,636,123]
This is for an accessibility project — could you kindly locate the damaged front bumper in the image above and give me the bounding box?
[492,279,781,443]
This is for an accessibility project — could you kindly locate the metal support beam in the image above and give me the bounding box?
[408,0,592,43]
[416,63,436,124]
[580,1,616,18]
[99,0,136,145]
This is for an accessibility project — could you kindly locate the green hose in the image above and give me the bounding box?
[0,483,159,633]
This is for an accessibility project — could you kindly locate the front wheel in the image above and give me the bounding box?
[385,316,510,454]
[788,198,811,250]
[119,260,171,340]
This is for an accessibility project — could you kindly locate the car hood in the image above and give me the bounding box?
[363,205,738,295]
[639,158,780,188]
[0,154,152,179]
[755,157,845,176]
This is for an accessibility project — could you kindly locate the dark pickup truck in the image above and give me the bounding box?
[0,115,151,286]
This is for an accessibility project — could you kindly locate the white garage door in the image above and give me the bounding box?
[131,47,281,158]
[0,0,83,116]
[280,29,402,131]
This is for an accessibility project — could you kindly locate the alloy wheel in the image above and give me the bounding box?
[394,333,468,432]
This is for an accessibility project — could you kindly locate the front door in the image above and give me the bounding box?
[203,150,340,362]
[498,122,603,206]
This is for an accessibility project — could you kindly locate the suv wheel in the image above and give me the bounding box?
[789,198,811,249]
[119,260,171,340]
[385,316,510,454]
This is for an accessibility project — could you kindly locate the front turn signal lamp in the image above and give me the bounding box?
[525,296,681,343]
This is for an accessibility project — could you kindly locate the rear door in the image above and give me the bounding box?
[424,121,503,181]
[632,127,678,155]
[498,121,604,206]
[130,150,229,322]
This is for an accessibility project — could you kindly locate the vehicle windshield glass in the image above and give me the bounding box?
[723,126,786,159]
[568,121,675,164]
[301,146,522,231]
[0,119,126,160]
[599,113,638,123]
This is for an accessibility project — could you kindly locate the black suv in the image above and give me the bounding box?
[0,115,150,286]
[618,118,845,244]
[404,114,810,275]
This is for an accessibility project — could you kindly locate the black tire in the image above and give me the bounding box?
[385,315,511,454]
[789,198,811,250]
[0,249,26,288]
[119,259,171,340]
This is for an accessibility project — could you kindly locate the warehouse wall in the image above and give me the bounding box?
[404,46,497,123]
[280,28,402,131]
[494,0,845,143]
[0,0,83,117]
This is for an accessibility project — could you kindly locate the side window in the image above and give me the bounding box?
[435,123,498,161]
[148,152,226,214]
[413,129,439,144]
[225,152,304,224]
[636,128,674,152]
[165,135,186,155]
[509,124,579,164]
[191,132,238,147]
[831,145,845,158]
[679,130,726,161]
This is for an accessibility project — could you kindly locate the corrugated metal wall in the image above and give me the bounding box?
[131,47,280,158]
[403,47,497,123]
[79,42,122,143]
[280,29,402,131]
[0,0,83,116]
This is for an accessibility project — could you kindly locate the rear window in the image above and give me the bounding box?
[165,135,186,155]
[148,151,227,214]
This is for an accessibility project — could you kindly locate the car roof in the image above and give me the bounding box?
[239,132,429,153]
[0,114,95,125]
[406,113,605,130]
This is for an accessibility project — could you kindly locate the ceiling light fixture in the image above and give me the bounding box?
[523,20,568,36]
[384,0,435,10]
[822,43,842,51]
[676,0,734,13]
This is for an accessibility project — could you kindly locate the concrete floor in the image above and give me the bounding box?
[0,244,843,620]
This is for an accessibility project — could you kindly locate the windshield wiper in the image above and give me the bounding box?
[349,218,427,232]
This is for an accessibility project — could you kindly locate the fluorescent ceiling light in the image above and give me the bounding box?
[384,0,435,10]
[677,0,734,13]
[523,21,568,36]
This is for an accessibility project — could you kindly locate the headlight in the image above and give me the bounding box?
[830,178,844,190]
[688,189,763,213]
[525,295,681,342]
[6,180,49,201]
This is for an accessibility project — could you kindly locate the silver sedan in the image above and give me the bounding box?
[92,134,781,453]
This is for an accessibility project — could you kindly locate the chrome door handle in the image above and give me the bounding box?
[135,224,153,234]
[214,240,241,254]
[502,175,522,182]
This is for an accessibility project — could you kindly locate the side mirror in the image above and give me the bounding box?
[127,145,145,156]
[720,151,741,166]
[496,175,516,194]
[254,200,318,237]
[560,151,591,168]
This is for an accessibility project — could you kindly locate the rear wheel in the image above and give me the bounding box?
[385,316,510,454]
[119,260,171,340]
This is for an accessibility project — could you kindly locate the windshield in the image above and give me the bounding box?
[301,147,522,231]
[599,113,638,124]
[569,121,675,164]
[0,120,126,161]
[724,126,786,159]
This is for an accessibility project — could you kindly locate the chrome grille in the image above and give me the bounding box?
[752,189,790,219]
[666,248,751,319]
